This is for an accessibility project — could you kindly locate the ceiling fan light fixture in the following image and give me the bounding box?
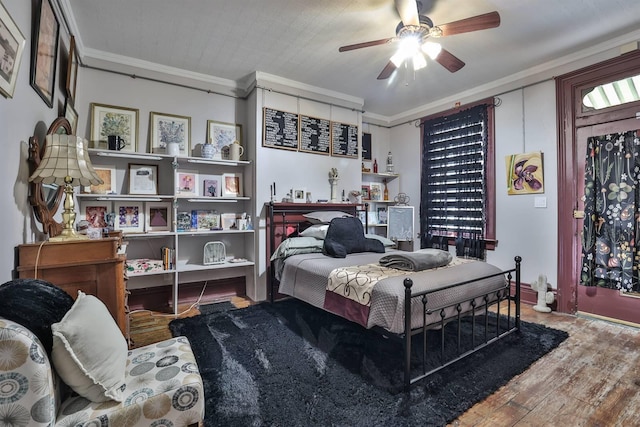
[413,52,427,70]
[422,41,442,59]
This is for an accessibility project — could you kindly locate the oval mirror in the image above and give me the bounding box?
[28,117,72,237]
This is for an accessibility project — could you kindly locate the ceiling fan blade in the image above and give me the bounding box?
[338,37,396,52]
[377,61,398,80]
[394,0,419,26]
[436,11,500,37]
[434,47,465,72]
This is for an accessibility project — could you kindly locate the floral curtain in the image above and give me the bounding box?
[581,131,640,292]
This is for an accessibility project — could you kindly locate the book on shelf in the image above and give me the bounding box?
[177,211,192,231]
[160,246,175,270]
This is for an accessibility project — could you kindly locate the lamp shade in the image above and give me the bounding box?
[29,135,103,187]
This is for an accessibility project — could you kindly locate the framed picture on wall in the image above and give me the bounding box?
[151,112,191,156]
[64,98,78,134]
[90,103,139,152]
[0,2,26,99]
[65,35,78,104]
[207,120,242,160]
[30,0,59,107]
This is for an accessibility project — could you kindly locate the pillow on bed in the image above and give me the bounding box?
[323,217,385,258]
[365,234,396,247]
[303,210,353,224]
[300,224,329,239]
[270,237,324,261]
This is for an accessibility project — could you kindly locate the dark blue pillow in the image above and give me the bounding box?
[0,279,75,356]
[323,217,385,258]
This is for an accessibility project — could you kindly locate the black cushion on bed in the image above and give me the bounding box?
[0,278,75,356]
[323,217,385,258]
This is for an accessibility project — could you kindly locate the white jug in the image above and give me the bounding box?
[228,140,244,161]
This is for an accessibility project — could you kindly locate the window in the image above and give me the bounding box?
[420,100,496,252]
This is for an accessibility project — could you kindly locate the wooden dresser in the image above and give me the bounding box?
[16,238,128,340]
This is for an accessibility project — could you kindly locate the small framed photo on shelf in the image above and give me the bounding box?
[0,2,26,99]
[79,200,111,229]
[220,213,237,230]
[150,111,191,156]
[361,185,371,200]
[203,175,222,197]
[145,202,172,232]
[368,211,378,225]
[222,173,243,197]
[176,170,198,197]
[128,164,158,195]
[114,201,144,233]
[83,165,116,194]
[30,0,59,107]
[377,207,388,224]
[90,103,139,151]
[293,188,306,203]
[207,120,242,160]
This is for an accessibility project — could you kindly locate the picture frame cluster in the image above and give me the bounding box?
[79,200,172,234]
[176,171,243,198]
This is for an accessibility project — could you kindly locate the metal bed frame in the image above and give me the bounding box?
[266,201,521,390]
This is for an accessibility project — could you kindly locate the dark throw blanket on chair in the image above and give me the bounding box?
[323,217,385,258]
[0,278,74,356]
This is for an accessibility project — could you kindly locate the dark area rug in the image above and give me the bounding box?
[169,299,568,427]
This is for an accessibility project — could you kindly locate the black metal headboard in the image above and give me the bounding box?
[265,202,368,301]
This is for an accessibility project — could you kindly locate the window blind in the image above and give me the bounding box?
[420,104,488,247]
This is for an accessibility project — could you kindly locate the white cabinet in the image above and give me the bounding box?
[361,171,399,236]
[77,149,255,312]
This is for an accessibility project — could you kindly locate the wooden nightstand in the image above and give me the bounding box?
[16,238,129,341]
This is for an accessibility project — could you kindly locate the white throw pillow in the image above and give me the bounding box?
[51,291,127,402]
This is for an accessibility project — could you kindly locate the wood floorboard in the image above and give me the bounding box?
[129,300,640,426]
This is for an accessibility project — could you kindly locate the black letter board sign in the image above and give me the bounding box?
[263,107,298,150]
[299,114,330,155]
[331,122,358,158]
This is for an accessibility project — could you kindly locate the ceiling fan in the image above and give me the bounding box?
[338,0,500,80]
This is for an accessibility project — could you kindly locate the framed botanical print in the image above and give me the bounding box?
[114,201,144,233]
[30,0,59,107]
[0,2,26,99]
[207,120,242,160]
[128,164,158,195]
[150,112,191,156]
[90,103,139,151]
[145,202,172,232]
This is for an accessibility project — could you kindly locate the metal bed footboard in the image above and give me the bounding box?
[401,256,522,390]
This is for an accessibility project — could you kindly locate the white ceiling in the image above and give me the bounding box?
[65,0,640,119]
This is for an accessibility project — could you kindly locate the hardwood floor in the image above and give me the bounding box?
[129,300,640,426]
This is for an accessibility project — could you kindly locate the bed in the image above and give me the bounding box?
[266,202,521,390]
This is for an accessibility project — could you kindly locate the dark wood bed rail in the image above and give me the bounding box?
[266,202,368,302]
[400,256,522,390]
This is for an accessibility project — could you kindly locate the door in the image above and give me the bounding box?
[576,117,640,324]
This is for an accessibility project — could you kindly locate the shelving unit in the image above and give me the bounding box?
[361,171,399,236]
[78,148,255,313]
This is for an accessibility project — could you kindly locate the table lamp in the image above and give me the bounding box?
[29,134,103,241]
